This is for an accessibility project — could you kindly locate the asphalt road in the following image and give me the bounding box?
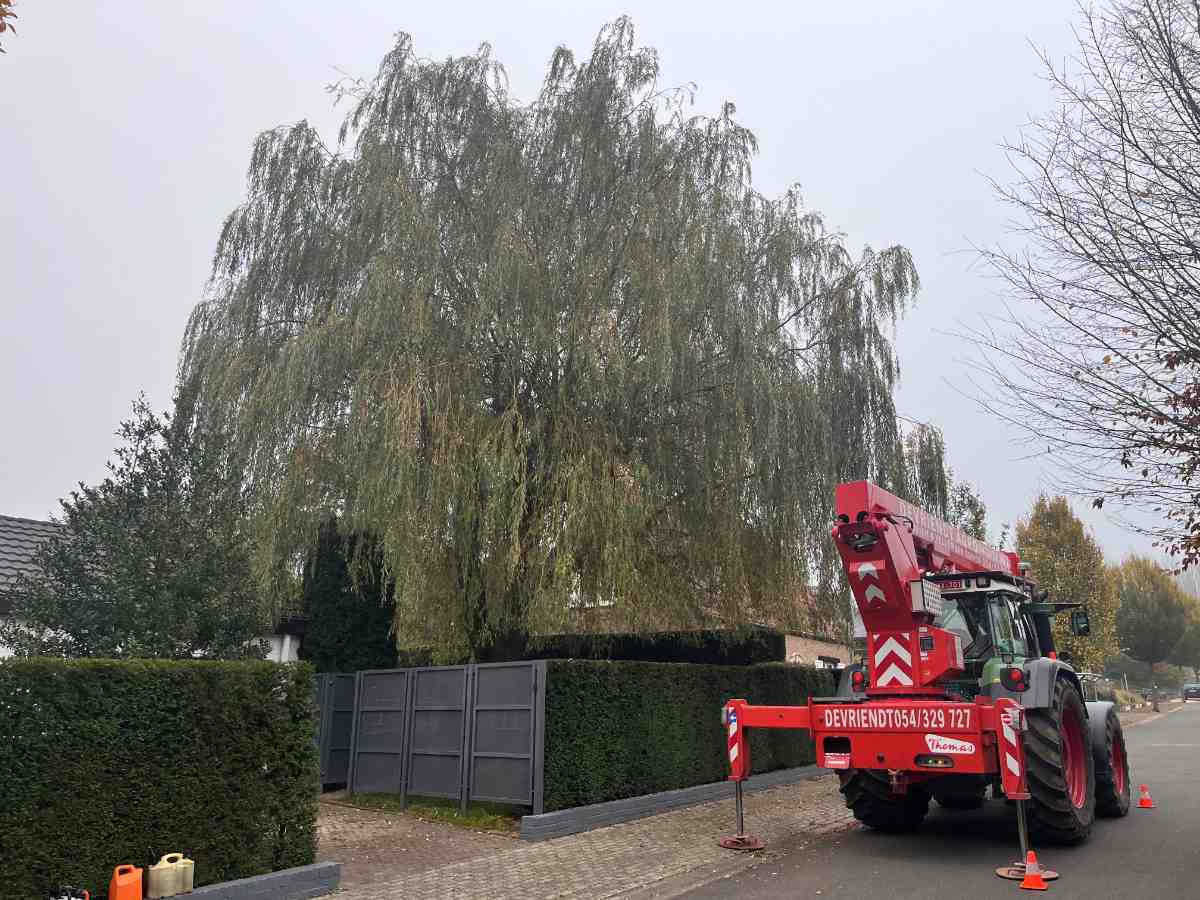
[678,702,1199,899]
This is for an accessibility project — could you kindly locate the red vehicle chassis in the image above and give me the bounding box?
[723,695,1029,798]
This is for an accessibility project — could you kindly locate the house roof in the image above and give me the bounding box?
[0,514,61,614]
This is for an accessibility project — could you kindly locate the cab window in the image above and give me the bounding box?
[988,595,1029,658]
[934,597,992,660]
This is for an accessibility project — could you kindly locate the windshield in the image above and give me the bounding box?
[934,591,1030,660]
[934,595,992,659]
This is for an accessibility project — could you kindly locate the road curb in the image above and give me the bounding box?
[1121,701,1186,729]
[519,764,825,841]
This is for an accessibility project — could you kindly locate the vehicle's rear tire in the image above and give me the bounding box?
[1093,705,1131,818]
[839,769,930,832]
[1025,678,1096,844]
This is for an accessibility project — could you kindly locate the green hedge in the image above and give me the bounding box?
[0,659,318,900]
[395,628,786,667]
[543,660,835,811]
[526,628,785,666]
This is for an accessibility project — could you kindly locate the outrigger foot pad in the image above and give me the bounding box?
[718,834,766,851]
[995,863,1059,882]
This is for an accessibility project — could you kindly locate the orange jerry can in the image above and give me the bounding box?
[109,865,143,900]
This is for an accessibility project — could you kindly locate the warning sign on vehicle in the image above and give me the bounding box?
[824,752,851,769]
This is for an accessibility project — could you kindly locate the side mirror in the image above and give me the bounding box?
[1069,609,1091,637]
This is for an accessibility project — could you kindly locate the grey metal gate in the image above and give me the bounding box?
[348,669,412,794]
[467,661,545,811]
[406,665,471,804]
[345,661,544,812]
[315,673,356,787]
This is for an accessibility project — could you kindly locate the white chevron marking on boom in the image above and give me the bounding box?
[855,561,880,582]
[875,662,913,686]
[874,636,912,667]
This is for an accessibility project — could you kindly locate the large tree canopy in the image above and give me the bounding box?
[182,20,919,659]
[976,0,1200,566]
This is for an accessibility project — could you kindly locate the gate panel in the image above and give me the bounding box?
[467,661,544,811]
[341,661,546,811]
[406,666,470,802]
[348,669,411,794]
[325,674,356,785]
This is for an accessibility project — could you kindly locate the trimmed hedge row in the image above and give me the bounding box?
[543,660,835,812]
[526,628,785,666]
[0,659,318,900]
[395,628,787,667]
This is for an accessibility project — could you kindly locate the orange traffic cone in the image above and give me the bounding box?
[1019,851,1049,891]
[1138,784,1156,809]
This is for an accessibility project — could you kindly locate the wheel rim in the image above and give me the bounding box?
[1111,731,1127,797]
[1061,704,1088,808]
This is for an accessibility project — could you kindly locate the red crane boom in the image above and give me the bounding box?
[831,480,1020,694]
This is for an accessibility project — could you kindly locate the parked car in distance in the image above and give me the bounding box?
[1181,683,1200,702]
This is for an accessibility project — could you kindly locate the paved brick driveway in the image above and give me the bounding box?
[329,773,854,899]
[317,797,514,889]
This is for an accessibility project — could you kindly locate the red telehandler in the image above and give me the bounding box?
[721,481,1131,865]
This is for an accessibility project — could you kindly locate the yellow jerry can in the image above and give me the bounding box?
[177,854,195,893]
[147,853,188,898]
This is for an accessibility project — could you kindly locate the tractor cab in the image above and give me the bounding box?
[927,570,1092,700]
[928,571,1038,698]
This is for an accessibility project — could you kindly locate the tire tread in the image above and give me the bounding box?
[1024,678,1095,844]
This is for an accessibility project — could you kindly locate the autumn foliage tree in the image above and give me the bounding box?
[976,0,1200,567]
[181,21,924,660]
[1016,496,1119,670]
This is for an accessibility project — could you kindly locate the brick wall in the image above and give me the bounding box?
[784,634,850,668]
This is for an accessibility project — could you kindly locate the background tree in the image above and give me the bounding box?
[1016,495,1119,670]
[974,0,1200,567]
[898,423,988,540]
[1116,555,1191,698]
[299,520,398,672]
[0,395,267,658]
[1167,571,1200,679]
[181,20,922,660]
[0,1,16,53]
[1168,613,1200,681]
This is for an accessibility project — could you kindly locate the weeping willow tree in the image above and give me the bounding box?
[898,423,989,542]
[181,20,919,660]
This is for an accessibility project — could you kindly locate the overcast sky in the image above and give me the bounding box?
[0,1,1151,559]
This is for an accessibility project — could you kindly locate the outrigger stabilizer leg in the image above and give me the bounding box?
[718,779,765,851]
[718,702,765,850]
[993,703,1059,885]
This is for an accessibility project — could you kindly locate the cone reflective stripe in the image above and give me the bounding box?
[1138,784,1156,809]
[1019,851,1049,891]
